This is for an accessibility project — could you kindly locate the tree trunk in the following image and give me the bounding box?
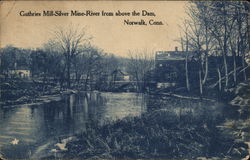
[202,26,209,85]
[223,49,229,89]
[237,5,247,81]
[84,72,89,91]
[242,54,247,81]
[185,36,190,92]
[185,54,190,92]
[233,53,237,84]
[223,5,229,89]
[230,39,237,85]
[202,53,208,85]
[59,73,64,90]
[199,70,203,96]
[217,67,222,91]
[67,57,71,88]
[135,72,140,92]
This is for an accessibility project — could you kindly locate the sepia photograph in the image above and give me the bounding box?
[0,1,249,160]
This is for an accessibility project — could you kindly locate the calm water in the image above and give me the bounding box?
[0,92,146,159]
[0,92,238,159]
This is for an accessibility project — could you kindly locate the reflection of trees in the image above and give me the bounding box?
[146,96,234,125]
[40,93,108,136]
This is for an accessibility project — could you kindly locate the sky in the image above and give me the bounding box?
[0,1,189,57]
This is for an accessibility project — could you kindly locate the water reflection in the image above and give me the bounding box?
[147,95,240,124]
[0,92,238,159]
[0,92,146,159]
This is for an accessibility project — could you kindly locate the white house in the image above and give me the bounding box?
[9,69,31,78]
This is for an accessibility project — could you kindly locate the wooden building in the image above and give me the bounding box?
[154,48,197,88]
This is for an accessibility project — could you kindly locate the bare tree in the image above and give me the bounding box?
[206,2,237,89]
[81,46,103,90]
[180,23,190,92]
[183,11,204,95]
[42,40,67,89]
[180,1,249,95]
[127,49,154,92]
[53,24,90,88]
[234,1,249,81]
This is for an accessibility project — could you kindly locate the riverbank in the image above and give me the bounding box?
[1,79,249,159]
[1,77,244,108]
[226,79,250,160]
[38,108,248,160]
[0,79,80,108]
[230,80,250,107]
[0,89,79,108]
[36,80,250,160]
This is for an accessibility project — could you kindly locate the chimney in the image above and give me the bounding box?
[175,46,178,52]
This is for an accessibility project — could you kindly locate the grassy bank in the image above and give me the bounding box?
[43,109,248,160]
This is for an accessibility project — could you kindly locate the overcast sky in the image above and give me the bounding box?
[0,1,189,57]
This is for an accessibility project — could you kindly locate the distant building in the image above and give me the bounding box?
[7,63,31,78]
[110,69,130,82]
[154,47,247,89]
[9,69,31,78]
[154,47,197,88]
[155,47,197,61]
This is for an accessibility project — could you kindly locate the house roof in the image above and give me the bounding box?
[111,69,129,76]
[155,51,197,61]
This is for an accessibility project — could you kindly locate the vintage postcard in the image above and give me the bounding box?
[0,0,249,160]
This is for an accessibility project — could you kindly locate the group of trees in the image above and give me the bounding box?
[127,50,154,92]
[0,25,124,91]
[180,1,249,95]
[2,1,248,94]
[0,46,123,91]
[0,26,154,92]
[0,23,156,92]
[0,46,31,73]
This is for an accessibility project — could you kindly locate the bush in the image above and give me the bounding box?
[61,110,248,160]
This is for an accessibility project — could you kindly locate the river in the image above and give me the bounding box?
[0,92,239,159]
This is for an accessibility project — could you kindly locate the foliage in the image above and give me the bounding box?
[0,45,31,74]
[57,109,248,160]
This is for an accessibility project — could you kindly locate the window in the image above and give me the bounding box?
[159,64,163,67]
